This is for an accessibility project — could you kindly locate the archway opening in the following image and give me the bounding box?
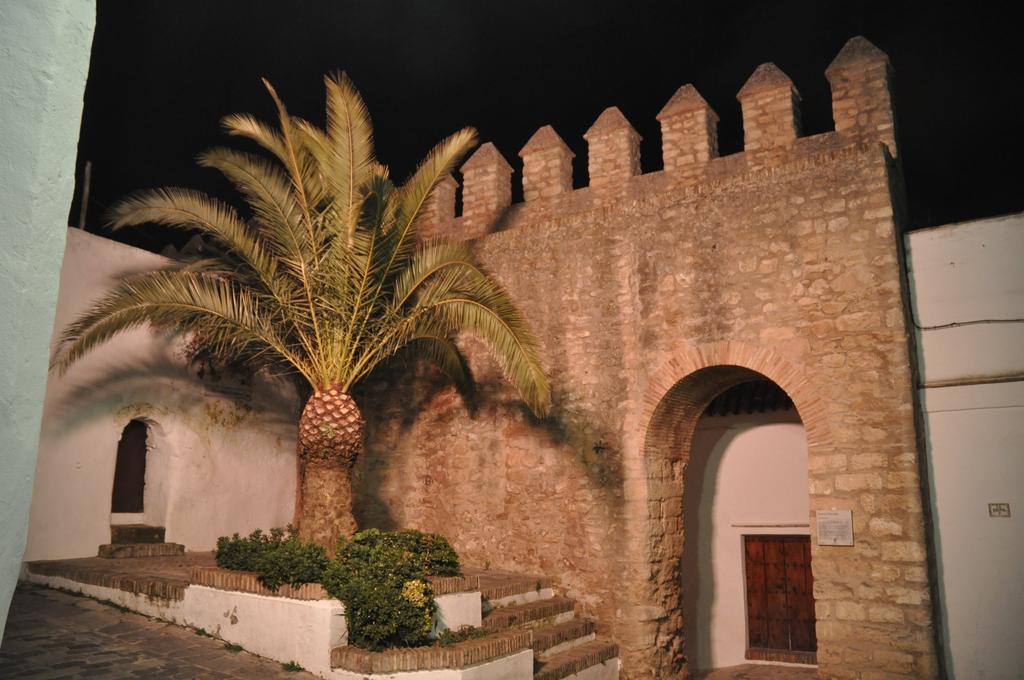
[111,419,148,513]
[683,379,814,671]
[641,361,821,676]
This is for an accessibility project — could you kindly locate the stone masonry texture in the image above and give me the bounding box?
[353,37,938,679]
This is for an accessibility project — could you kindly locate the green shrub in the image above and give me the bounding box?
[215,527,281,572]
[321,528,460,650]
[215,526,328,590]
[256,538,329,590]
[215,526,461,650]
[375,529,460,576]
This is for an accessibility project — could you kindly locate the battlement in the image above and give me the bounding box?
[418,36,896,240]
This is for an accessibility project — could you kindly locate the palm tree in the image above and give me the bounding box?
[53,74,551,550]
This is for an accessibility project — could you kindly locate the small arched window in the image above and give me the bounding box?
[111,419,148,513]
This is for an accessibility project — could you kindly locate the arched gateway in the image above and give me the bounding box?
[632,341,832,677]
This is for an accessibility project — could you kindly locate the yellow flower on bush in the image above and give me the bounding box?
[400,579,434,637]
[401,579,429,608]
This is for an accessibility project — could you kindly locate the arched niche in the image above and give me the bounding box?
[111,419,148,513]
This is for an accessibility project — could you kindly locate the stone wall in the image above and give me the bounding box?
[354,37,938,679]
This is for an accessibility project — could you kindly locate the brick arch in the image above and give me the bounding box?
[635,341,831,677]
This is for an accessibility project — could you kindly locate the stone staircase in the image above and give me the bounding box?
[478,571,619,680]
[98,524,184,559]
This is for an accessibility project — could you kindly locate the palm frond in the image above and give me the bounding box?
[197,147,312,278]
[339,171,398,322]
[105,188,290,299]
[425,292,550,417]
[220,113,288,163]
[323,72,376,242]
[390,239,484,310]
[382,128,478,277]
[346,242,550,416]
[52,270,310,381]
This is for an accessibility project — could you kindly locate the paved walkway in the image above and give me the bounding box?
[0,583,315,679]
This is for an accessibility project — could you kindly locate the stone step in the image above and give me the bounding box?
[464,566,556,606]
[488,581,557,608]
[110,524,165,544]
[481,597,575,631]
[534,639,619,680]
[481,577,555,606]
[533,618,598,657]
[98,543,184,559]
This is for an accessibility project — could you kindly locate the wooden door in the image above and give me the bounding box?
[744,535,816,661]
[111,420,147,513]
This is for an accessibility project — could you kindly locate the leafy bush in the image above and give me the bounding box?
[216,527,280,572]
[358,529,461,577]
[256,537,329,590]
[215,526,328,590]
[321,528,461,650]
[215,527,461,650]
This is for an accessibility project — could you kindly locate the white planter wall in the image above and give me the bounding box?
[22,568,510,680]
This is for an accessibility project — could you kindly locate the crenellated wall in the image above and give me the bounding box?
[357,37,939,679]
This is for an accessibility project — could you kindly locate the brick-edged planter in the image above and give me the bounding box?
[479,576,554,602]
[27,560,187,601]
[189,566,329,600]
[428,573,480,596]
[189,566,480,600]
[331,629,532,674]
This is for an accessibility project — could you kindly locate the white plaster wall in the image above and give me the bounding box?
[682,410,809,672]
[183,586,345,677]
[434,591,482,634]
[24,229,299,561]
[906,213,1024,385]
[920,382,1024,680]
[907,214,1024,679]
[0,0,95,640]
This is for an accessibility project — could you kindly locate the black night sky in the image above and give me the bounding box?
[70,1,1024,252]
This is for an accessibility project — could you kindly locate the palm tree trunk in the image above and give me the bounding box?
[295,385,363,550]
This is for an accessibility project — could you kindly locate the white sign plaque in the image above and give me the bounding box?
[816,509,854,546]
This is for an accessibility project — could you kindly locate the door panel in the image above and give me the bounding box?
[744,535,816,655]
[786,538,817,652]
[744,538,767,647]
